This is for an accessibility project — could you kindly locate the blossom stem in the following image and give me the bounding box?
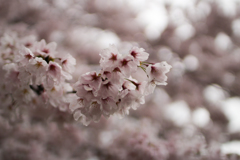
[66,90,77,94]
[29,85,44,95]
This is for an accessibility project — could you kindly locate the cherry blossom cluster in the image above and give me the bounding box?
[70,45,172,125]
[0,32,76,111]
[0,32,171,125]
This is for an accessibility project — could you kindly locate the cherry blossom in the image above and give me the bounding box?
[146,62,172,85]
[129,46,149,66]
[99,44,122,70]
[61,53,76,73]
[80,71,102,91]
[119,55,137,77]
[0,1,238,159]
[0,33,171,126]
[32,39,57,57]
[72,45,171,125]
[14,47,34,65]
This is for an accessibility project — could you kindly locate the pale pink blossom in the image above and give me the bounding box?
[12,86,36,103]
[2,64,20,94]
[100,97,118,117]
[44,84,71,111]
[32,39,57,57]
[20,35,37,49]
[129,46,149,66]
[18,66,32,85]
[78,99,102,123]
[61,70,73,80]
[47,61,62,82]
[132,80,148,96]
[97,81,119,99]
[80,71,102,91]
[44,61,63,89]
[0,33,17,49]
[61,53,76,73]
[144,81,156,96]
[88,100,102,122]
[27,57,48,75]
[118,80,146,112]
[119,55,137,77]
[15,47,34,65]
[74,83,96,103]
[99,44,122,70]
[73,110,92,126]
[146,61,172,85]
[101,68,124,89]
[69,95,85,112]
[26,57,48,85]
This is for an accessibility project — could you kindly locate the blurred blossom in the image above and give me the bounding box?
[136,2,168,40]
[157,47,173,61]
[183,55,199,71]
[164,101,191,127]
[69,27,120,50]
[192,107,210,128]
[172,61,185,77]
[214,32,232,51]
[232,19,240,37]
[153,88,170,105]
[221,141,240,155]
[203,85,228,105]
[189,1,211,21]
[221,97,240,132]
[174,23,195,41]
[0,0,240,159]
[223,72,235,86]
[216,0,237,17]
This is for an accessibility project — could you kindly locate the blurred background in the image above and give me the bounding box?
[1,0,240,159]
